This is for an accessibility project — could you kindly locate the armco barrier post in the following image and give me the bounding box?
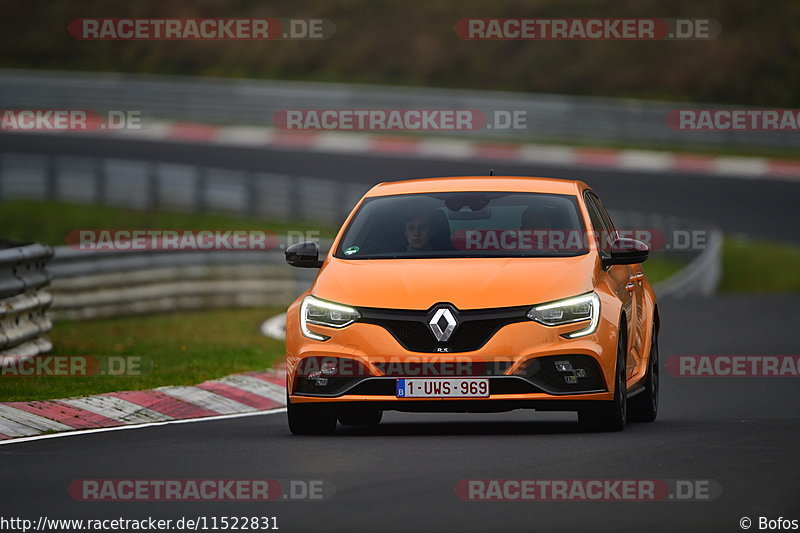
[0,241,54,357]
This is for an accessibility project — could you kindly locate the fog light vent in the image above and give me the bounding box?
[554,360,573,372]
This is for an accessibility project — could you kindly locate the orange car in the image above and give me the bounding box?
[283,176,659,434]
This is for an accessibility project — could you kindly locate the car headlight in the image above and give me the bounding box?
[300,295,361,341]
[527,292,600,338]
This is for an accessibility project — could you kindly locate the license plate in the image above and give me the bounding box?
[395,378,489,398]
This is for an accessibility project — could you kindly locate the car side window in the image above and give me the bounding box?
[589,193,618,235]
[584,193,612,258]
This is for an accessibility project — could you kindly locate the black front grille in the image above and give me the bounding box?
[359,304,529,353]
[489,377,541,395]
[373,360,513,377]
[348,379,396,396]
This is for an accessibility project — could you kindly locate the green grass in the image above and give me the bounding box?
[642,256,683,285]
[0,307,286,402]
[647,237,800,293]
[720,237,800,293]
[0,200,335,246]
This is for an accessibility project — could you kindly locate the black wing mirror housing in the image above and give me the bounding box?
[603,238,649,267]
[285,241,324,268]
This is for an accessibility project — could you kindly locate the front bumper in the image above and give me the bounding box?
[288,396,613,413]
[286,303,620,407]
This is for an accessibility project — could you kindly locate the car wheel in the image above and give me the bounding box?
[337,407,383,426]
[287,393,337,435]
[578,327,627,432]
[627,324,659,423]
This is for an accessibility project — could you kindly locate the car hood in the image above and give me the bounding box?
[311,254,598,310]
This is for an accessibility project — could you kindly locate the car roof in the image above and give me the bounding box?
[364,176,588,197]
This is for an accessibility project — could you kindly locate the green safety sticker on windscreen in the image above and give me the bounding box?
[344,246,360,255]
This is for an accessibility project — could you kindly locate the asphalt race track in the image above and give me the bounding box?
[1,135,799,532]
[1,295,799,532]
[1,132,799,243]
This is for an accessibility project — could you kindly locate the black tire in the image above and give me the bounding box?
[627,324,659,423]
[579,326,627,432]
[337,407,383,426]
[287,400,337,435]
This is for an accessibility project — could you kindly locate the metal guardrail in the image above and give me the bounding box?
[0,242,54,356]
[652,228,723,298]
[48,248,307,321]
[0,241,52,299]
[48,241,331,320]
[0,69,796,150]
[612,210,722,298]
[0,152,371,227]
[44,209,721,323]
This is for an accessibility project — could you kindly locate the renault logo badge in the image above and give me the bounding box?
[428,307,458,342]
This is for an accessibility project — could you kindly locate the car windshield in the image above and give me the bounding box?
[334,191,587,259]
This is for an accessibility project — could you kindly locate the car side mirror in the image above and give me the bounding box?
[602,238,649,267]
[285,241,324,268]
